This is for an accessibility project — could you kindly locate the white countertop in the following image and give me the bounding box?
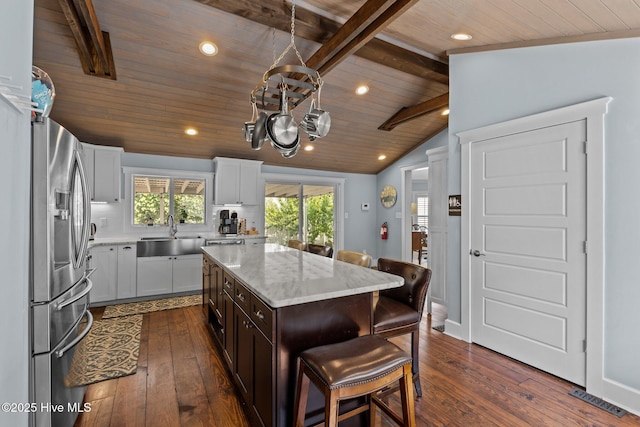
[89,234,266,247]
[202,243,403,308]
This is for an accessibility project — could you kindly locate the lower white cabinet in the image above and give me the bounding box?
[89,244,138,303]
[137,254,202,297]
[117,244,137,298]
[89,245,117,303]
[137,256,173,296]
[172,254,202,293]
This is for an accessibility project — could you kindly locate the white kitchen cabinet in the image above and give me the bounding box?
[89,245,118,303]
[116,244,137,299]
[81,143,123,203]
[137,254,201,296]
[137,256,173,296]
[172,254,203,293]
[213,157,262,205]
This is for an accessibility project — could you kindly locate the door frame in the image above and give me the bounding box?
[261,172,345,252]
[457,97,611,395]
[400,162,428,262]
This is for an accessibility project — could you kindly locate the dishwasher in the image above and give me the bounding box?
[205,238,244,246]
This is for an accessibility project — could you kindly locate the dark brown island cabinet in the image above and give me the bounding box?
[201,245,402,427]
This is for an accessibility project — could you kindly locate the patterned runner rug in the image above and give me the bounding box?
[101,294,202,319]
[65,315,142,387]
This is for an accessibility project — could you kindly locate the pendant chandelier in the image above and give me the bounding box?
[243,0,331,158]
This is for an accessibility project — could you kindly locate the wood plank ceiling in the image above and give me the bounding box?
[32,0,640,174]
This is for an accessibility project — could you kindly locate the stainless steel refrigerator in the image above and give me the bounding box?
[30,118,93,427]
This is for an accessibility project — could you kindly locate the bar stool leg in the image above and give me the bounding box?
[399,364,416,427]
[411,330,422,397]
[369,394,377,427]
[294,361,311,427]
[325,390,339,427]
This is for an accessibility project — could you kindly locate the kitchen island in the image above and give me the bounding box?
[201,243,403,427]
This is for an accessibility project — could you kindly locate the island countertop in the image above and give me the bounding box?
[202,243,403,308]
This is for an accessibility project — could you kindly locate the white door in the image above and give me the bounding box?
[426,146,448,313]
[470,120,587,385]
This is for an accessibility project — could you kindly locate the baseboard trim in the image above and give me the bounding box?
[443,319,468,342]
[602,377,640,417]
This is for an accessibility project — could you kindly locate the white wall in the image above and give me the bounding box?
[448,37,640,412]
[0,1,33,426]
[90,152,381,255]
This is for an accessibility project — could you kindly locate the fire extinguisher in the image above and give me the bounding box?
[380,222,388,240]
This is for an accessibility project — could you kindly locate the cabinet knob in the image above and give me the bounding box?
[237,293,246,302]
[255,310,265,320]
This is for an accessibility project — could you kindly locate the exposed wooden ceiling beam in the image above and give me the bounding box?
[193,0,448,81]
[58,0,116,79]
[379,92,449,131]
[308,0,420,77]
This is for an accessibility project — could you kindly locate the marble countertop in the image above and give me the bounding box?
[89,234,267,247]
[202,244,403,308]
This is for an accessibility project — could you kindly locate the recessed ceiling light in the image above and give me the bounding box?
[442,108,450,116]
[304,144,314,151]
[199,41,218,56]
[355,85,369,95]
[378,154,386,161]
[185,128,198,136]
[451,33,472,41]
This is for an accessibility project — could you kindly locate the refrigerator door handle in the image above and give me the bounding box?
[75,150,92,269]
[55,310,93,358]
[54,277,93,311]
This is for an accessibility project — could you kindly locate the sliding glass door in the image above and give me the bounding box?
[265,182,335,246]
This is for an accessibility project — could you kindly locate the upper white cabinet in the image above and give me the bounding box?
[213,157,262,205]
[82,143,123,203]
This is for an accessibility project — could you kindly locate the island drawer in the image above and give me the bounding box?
[250,295,273,339]
[222,271,234,295]
[234,280,251,313]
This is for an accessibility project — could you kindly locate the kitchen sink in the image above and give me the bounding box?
[137,237,206,257]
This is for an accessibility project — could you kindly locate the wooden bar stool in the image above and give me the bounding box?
[293,335,416,427]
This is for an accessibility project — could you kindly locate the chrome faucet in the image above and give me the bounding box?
[168,214,178,238]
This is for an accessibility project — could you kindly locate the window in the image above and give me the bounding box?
[133,175,205,225]
[124,167,213,230]
[264,182,335,246]
[262,173,345,252]
[415,195,429,230]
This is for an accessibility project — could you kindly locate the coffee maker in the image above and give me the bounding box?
[218,210,238,234]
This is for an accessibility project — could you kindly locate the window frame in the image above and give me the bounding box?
[414,193,429,230]
[262,172,345,252]
[123,167,213,233]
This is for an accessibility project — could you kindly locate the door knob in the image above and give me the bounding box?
[471,249,486,257]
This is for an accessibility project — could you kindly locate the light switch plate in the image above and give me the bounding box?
[361,203,370,211]
[395,211,402,219]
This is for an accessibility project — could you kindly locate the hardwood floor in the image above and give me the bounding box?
[75,303,640,427]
